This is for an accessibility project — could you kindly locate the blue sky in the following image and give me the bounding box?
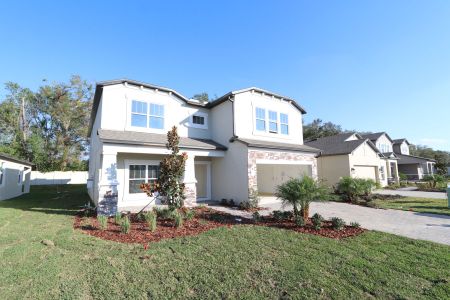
[1,1,449,150]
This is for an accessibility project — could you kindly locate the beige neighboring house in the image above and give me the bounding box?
[0,154,33,201]
[305,133,390,187]
[392,139,436,180]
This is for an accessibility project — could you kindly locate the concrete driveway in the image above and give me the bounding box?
[213,197,450,245]
[374,189,447,199]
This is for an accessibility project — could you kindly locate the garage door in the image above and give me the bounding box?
[353,165,377,181]
[257,164,312,194]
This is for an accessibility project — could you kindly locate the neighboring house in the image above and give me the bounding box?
[87,79,319,213]
[0,154,33,201]
[305,133,388,187]
[392,139,436,180]
[360,132,400,184]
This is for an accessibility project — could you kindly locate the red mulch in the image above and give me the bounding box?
[74,207,366,244]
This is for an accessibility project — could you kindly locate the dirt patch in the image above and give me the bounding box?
[74,207,366,244]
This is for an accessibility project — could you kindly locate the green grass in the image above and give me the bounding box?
[0,185,449,299]
[373,197,450,216]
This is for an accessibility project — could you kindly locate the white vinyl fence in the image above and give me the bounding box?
[31,171,88,185]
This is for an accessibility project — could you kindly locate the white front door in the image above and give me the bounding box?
[195,162,211,201]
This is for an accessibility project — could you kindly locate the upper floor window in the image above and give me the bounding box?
[130,100,164,129]
[280,113,289,135]
[268,111,278,133]
[255,107,266,131]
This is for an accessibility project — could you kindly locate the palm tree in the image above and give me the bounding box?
[275,176,328,220]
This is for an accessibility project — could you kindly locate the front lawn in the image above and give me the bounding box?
[0,185,449,299]
[372,197,450,216]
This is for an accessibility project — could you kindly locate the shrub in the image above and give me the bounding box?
[97,215,108,230]
[220,199,228,206]
[295,216,305,227]
[272,210,293,221]
[184,209,195,221]
[120,216,131,234]
[399,172,407,181]
[331,217,345,231]
[248,188,260,208]
[174,211,183,228]
[239,201,251,210]
[154,207,175,219]
[357,178,376,196]
[143,211,157,232]
[350,221,360,228]
[114,212,122,225]
[252,211,261,222]
[311,213,324,230]
[336,177,373,203]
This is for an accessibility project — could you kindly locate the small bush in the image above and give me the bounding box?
[248,188,260,208]
[295,216,305,227]
[220,199,228,206]
[239,201,251,210]
[120,216,131,234]
[97,215,108,230]
[311,213,324,230]
[143,211,157,232]
[252,211,261,222]
[350,221,360,228]
[331,217,345,231]
[174,211,183,228]
[154,207,175,219]
[399,172,407,181]
[184,209,195,221]
[272,210,293,221]
[336,177,365,203]
[229,199,235,207]
[114,212,122,224]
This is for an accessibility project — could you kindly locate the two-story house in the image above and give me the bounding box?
[392,139,436,180]
[87,79,319,214]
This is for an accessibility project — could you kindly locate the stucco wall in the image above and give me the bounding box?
[317,155,351,187]
[31,171,88,185]
[375,134,393,153]
[0,160,31,201]
[100,84,211,140]
[233,91,304,145]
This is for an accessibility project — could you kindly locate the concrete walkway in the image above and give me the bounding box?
[374,189,447,199]
[211,197,450,245]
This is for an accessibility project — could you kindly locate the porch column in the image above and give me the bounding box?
[394,162,400,183]
[183,154,197,207]
[98,151,119,215]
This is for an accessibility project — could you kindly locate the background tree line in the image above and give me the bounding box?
[303,118,450,175]
[0,76,92,171]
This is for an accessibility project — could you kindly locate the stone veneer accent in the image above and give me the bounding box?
[248,149,318,195]
[184,183,197,207]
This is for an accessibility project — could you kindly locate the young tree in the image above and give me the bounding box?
[154,126,188,209]
[275,176,328,220]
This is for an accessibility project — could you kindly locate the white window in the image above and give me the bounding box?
[193,115,204,125]
[255,107,266,131]
[130,100,164,130]
[280,113,289,135]
[189,112,208,129]
[268,111,278,133]
[149,103,164,129]
[131,100,148,127]
[128,164,160,194]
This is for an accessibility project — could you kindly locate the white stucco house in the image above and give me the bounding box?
[0,154,33,201]
[305,133,391,187]
[87,79,319,214]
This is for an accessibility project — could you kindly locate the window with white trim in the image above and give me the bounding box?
[255,107,266,131]
[280,113,289,135]
[130,100,165,129]
[131,100,148,127]
[268,111,278,133]
[192,115,205,125]
[128,164,160,194]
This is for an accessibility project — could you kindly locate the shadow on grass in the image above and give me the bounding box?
[0,185,89,216]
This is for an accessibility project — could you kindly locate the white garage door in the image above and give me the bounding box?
[353,165,377,181]
[257,164,312,194]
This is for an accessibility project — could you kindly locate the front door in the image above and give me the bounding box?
[195,162,211,200]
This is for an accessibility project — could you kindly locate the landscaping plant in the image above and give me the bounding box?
[350,221,361,228]
[275,176,328,220]
[143,211,157,232]
[248,188,260,208]
[331,217,345,231]
[336,176,375,203]
[114,212,122,225]
[174,210,183,228]
[252,211,261,222]
[97,215,108,230]
[311,213,324,230]
[120,216,131,234]
[295,216,305,227]
[184,209,195,221]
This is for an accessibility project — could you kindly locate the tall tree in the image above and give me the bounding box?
[303,118,346,141]
[0,76,93,171]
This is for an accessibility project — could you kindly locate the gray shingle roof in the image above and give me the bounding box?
[396,153,436,164]
[305,133,379,156]
[393,138,410,145]
[98,129,227,151]
[0,153,34,166]
[233,138,320,153]
[360,132,393,143]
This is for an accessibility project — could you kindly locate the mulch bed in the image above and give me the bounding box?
[74,207,366,244]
